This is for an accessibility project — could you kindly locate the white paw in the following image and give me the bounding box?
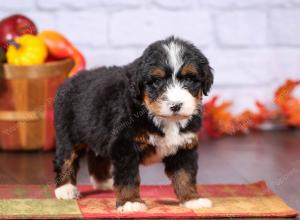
[90,176,113,190]
[117,201,147,213]
[55,183,80,199]
[181,198,212,209]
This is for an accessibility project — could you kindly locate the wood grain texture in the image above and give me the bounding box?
[0,59,73,150]
[2,59,74,80]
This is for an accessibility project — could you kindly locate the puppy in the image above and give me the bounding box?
[53,36,213,212]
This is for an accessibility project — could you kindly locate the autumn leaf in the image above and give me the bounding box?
[274,80,300,126]
[201,96,259,138]
[200,79,300,139]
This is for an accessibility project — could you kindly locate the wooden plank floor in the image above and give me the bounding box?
[0,129,299,217]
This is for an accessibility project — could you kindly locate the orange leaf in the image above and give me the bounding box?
[274,80,300,126]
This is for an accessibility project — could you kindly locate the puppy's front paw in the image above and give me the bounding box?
[55,183,80,200]
[117,201,147,213]
[181,198,212,209]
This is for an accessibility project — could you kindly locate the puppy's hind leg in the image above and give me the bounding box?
[54,85,86,199]
[54,144,85,200]
[87,149,113,191]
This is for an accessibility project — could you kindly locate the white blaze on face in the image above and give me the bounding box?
[163,41,184,76]
[161,41,196,116]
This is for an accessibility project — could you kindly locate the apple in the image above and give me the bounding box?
[0,14,38,50]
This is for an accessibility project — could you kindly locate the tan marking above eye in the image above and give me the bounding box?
[150,68,166,77]
[181,64,197,75]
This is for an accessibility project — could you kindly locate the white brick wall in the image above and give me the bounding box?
[216,11,268,46]
[270,9,300,46]
[110,10,212,47]
[1,0,300,111]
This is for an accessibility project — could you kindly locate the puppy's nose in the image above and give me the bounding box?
[170,103,183,112]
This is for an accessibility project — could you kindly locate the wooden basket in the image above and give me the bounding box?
[0,59,74,151]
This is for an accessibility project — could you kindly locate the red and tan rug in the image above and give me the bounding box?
[0,181,297,219]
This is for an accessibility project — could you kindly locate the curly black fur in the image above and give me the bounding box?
[53,36,213,207]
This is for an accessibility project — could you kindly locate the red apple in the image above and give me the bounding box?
[0,14,38,50]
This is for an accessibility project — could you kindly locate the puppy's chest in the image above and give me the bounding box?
[135,123,198,165]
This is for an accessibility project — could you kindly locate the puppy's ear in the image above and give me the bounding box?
[201,64,213,96]
[127,57,144,101]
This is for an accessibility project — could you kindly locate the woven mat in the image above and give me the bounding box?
[0,181,298,219]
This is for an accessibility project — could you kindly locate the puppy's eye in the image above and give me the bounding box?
[184,73,197,79]
[178,74,199,83]
[146,75,161,87]
[151,76,162,84]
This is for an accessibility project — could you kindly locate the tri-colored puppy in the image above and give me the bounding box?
[54,36,214,212]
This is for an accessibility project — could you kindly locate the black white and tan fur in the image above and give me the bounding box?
[54,36,214,212]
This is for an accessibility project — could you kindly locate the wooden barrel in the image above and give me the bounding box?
[0,59,74,151]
